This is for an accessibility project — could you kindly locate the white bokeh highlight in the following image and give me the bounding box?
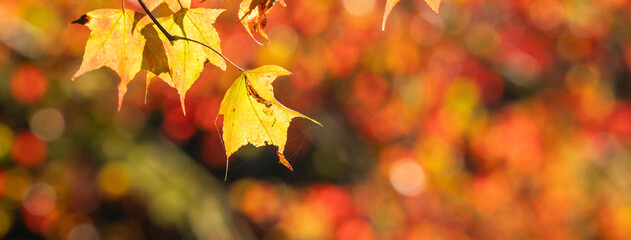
[30,108,65,141]
[389,159,426,196]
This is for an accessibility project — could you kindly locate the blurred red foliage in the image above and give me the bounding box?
[10,64,47,104]
[2,0,631,239]
[11,132,46,167]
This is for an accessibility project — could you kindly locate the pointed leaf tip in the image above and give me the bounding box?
[117,82,128,111]
[382,0,401,31]
[150,8,226,110]
[144,77,150,104]
[278,152,293,171]
[425,0,442,13]
[180,95,187,116]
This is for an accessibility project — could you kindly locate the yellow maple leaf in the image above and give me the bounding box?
[72,9,145,110]
[165,0,191,12]
[147,8,227,114]
[238,0,286,45]
[218,65,320,179]
[382,0,442,31]
[143,0,191,12]
[141,0,163,11]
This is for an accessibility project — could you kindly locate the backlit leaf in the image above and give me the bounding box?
[165,0,191,12]
[141,0,164,11]
[218,65,320,177]
[72,9,145,110]
[143,0,191,12]
[150,8,227,113]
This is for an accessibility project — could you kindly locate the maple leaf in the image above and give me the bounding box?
[72,9,145,110]
[238,0,286,45]
[141,0,164,11]
[136,16,171,102]
[166,0,191,11]
[382,0,442,31]
[218,65,320,177]
[143,0,191,12]
[146,8,227,113]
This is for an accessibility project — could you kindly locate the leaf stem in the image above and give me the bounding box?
[136,0,246,72]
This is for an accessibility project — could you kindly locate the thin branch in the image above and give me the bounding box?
[137,0,246,72]
[137,0,176,41]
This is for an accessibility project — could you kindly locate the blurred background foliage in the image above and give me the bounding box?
[1,0,631,239]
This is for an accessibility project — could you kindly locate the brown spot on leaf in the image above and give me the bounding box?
[245,75,272,107]
[72,14,91,25]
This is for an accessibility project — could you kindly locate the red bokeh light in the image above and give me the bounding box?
[194,97,221,131]
[608,102,631,143]
[200,133,227,168]
[161,108,196,143]
[11,132,47,167]
[324,39,360,77]
[10,64,48,104]
[0,171,5,198]
[305,185,352,224]
[335,217,374,240]
[22,208,60,235]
